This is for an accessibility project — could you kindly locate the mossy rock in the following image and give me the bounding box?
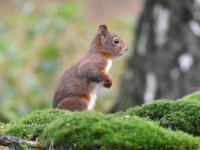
[116,92,200,136]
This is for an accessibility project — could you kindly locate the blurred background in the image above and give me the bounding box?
[0,0,142,121]
[1,0,200,122]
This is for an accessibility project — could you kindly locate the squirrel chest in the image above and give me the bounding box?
[87,59,112,110]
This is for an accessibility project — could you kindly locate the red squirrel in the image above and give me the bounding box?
[53,24,128,111]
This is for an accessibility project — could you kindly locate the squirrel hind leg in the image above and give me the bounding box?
[56,97,88,111]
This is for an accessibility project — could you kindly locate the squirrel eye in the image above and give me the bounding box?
[113,38,119,45]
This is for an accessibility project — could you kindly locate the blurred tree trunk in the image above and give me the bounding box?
[110,0,200,112]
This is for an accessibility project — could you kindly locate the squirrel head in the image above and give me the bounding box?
[95,24,128,58]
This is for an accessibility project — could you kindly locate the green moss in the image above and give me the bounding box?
[4,109,66,139]
[116,93,200,136]
[39,111,199,150]
[3,92,200,149]
[160,112,196,133]
[182,91,200,103]
[0,122,6,135]
[3,109,200,149]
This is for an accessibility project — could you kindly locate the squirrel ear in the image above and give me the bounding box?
[99,24,108,36]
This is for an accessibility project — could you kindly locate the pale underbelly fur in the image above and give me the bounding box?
[87,59,112,110]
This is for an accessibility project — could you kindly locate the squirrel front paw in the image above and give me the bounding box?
[103,78,112,88]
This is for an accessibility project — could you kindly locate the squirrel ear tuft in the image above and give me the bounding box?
[99,24,108,36]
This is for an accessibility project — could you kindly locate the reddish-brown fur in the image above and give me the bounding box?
[53,25,128,111]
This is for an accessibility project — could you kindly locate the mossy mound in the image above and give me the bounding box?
[39,111,199,150]
[2,92,200,149]
[3,110,200,149]
[116,92,200,136]
[4,109,66,139]
[182,91,200,103]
